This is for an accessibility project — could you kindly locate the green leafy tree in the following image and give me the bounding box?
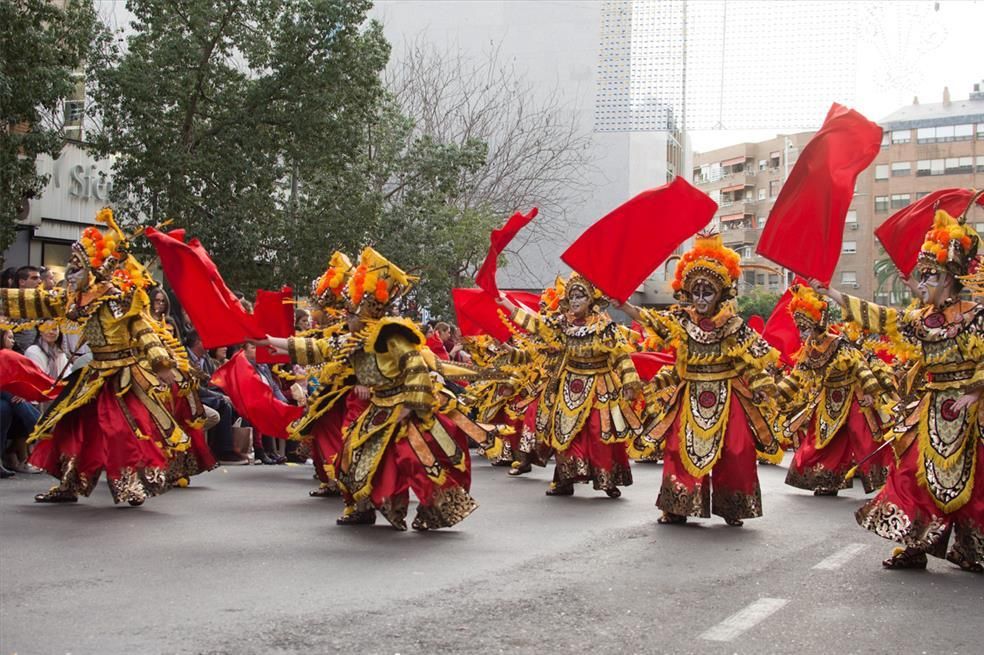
[737,288,782,322]
[0,0,101,258]
[88,0,391,291]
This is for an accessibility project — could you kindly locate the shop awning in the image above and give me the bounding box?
[721,156,746,167]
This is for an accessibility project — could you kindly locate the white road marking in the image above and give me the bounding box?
[700,597,790,642]
[812,543,868,570]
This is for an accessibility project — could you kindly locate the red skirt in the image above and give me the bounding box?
[553,409,632,490]
[167,389,217,482]
[786,401,890,493]
[29,377,171,504]
[657,396,762,521]
[856,439,984,562]
[518,398,553,467]
[308,399,347,484]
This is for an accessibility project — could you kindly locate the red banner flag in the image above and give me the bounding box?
[0,350,63,402]
[210,352,303,440]
[875,188,984,277]
[761,287,801,367]
[452,288,539,342]
[253,286,294,364]
[629,351,675,381]
[146,228,261,347]
[475,208,538,296]
[561,177,717,303]
[756,104,882,284]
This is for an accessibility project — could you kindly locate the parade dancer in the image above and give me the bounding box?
[777,284,891,496]
[620,232,782,526]
[259,247,478,530]
[0,210,192,505]
[813,206,984,572]
[496,274,644,498]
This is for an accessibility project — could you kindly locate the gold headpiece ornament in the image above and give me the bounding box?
[311,251,354,310]
[346,246,417,318]
[787,283,828,329]
[918,206,979,278]
[72,207,151,291]
[673,231,742,301]
[539,275,566,313]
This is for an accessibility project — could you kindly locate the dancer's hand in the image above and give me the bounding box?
[859,394,874,407]
[951,390,981,413]
[495,293,517,314]
[157,367,177,386]
[252,335,289,355]
[614,300,642,321]
[397,407,413,423]
[353,385,370,400]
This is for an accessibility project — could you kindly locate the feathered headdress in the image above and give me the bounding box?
[787,283,828,329]
[539,275,566,313]
[918,208,979,277]
[72,208,151,291]
[311,251,354,310]
[673,231,742,300]
[346,247,417,318]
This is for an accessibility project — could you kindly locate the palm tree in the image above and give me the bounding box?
[873,251,911,307]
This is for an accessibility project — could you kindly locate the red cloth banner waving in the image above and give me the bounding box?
[146,228,294,350]
[210,352,303,439]
[475,208,538,296]
[0,350,63,401]
[761,286,801,367]
[562,177,717,303]
[875,188,984,277]
[252,286,294,364]
[452,289,539,342]
[756,103,882,284]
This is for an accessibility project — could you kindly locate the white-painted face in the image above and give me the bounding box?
[567,286,590,318]
[64,255,89,293]
[916,267,955,307]
[690,279,722,317]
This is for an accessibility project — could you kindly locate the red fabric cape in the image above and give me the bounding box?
[451,289,539,342]
[0,350,63,401]
[475,208,538,296]
[756,104,882,284]
[875,188,984,277]
[145,228,294,351]
[210,351,302,440]
[561,177,717,302]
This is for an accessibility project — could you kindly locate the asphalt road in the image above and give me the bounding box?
[0,454,980,655]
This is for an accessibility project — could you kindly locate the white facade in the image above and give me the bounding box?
[372,0,690,303]
[3,143,114,278]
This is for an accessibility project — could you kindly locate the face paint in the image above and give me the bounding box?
[691,280,721,317]
[567,286,590,317]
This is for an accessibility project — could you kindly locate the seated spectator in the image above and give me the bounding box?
[426,322,451,361]
[24,322,70,412]
[149,286,181,336]
[1,328,42,476]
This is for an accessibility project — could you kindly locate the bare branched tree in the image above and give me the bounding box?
[385,39,598,279]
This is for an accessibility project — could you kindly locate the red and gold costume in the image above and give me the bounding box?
[286,248,478,530]
[0,210,207,505]
[634,233,781,524]
[508,274,643,496]
[778,285,891,495]
[460,335,528,466]
[848,209,984,571]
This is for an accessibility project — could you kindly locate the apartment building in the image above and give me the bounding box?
[865,82,984,304]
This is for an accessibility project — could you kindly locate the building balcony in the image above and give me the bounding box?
[720,226,762,247]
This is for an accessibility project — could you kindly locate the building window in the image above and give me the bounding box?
[891,130,911,144]
[954,124,974,140]
[758,159,767,170]
[769,180,781,198]
[916,191,931,199]
[846,210,858,224]
[945,157,974,174]
[874,195,889,212]
[917,159,946,176]
[890,193,911,209]
[841,271,858,285]
[977,156,984,173]
[881,132,891,148]
[770,151,781,168]
[842,241,857,254]
[757,215,767,228]
[891,162,911,176]
[874,164,889,180]
[978,123,984,140]
[757,188,766,201]
[916,124,972,143]
[976,223,984,233]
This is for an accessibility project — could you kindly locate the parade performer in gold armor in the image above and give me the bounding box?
[620,232,782,525]
[813,205,984,572]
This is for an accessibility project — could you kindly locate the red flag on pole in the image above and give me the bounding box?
[875,188,984,277]
[561,177,717,303]
[475,208,538,296]
[452,288,539,342]
[756,104,882,284]
[0,350,63,402]
[210,352,303,439]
